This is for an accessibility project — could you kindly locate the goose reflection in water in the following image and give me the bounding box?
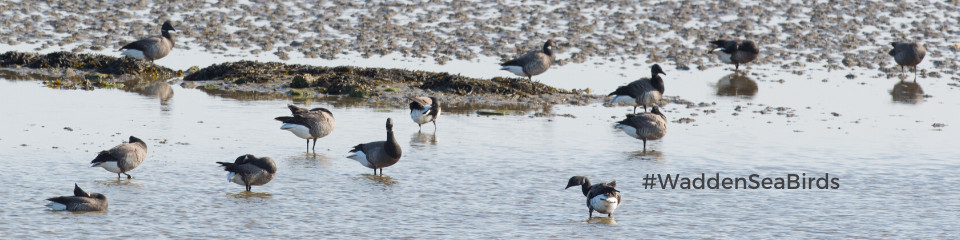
[410,131,438,146]
[128,80,174,103]
[716,73,758,97]
[891,80,924,104]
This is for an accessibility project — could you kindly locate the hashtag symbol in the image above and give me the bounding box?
[643,174,656,189]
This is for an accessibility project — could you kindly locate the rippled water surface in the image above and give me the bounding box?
[2,63,958,238]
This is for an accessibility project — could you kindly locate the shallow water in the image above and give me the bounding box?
[1,62,958,238]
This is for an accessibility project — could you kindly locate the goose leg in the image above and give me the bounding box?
[246,185,251,192]
[913,66,918,82]
[735,63,740,71]
[632,106,637,114]
[312,138,317,152]
[433,121,437,131]
[305,139,310,152]
[608,213,612,217]
[124,173,132,179]
[642,139,648,152]
[117,173,122,179]
[418,124,422,131]
[589,208,594,218]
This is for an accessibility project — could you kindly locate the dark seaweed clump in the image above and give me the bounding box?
[0,51,176,77]
[185,61,568,96]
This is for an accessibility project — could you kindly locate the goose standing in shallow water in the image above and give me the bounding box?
[709,39,759,71]
[120,21,176,62]
[347,118,402,176]
[609,64,667,113]
[217,154,277,192]
[45,184,108,211]
[408,96,441,131]
[275,104,335,152]
[499,40,557,82]
[90,136,147,179]
[565,176,620,218]
[889,42,926,81]
[615,107,668,152]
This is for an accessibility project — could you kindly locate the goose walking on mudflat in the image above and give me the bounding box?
[45,184,108,211]
[120,21,176,62]
[408,96,441,131]
[889,42,926,81]
[347,118,402,176]
[499,40,557,82]
[708,39,759,71]
[217,154,277,192]
[275,104,335,152]
[90,136,147,179]
[565,176,620,218]
[609,64,667,113]
[615,107,668,152]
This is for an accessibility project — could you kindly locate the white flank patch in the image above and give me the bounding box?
[346,151,374,168]
[589,195,619,214]
[46,202,67,211]
[500,66,525,77]
[715,51,733,64]
[616,125,640,139]
[121,49,146,59]
[95,161,122,173]
[280,123,313,139]
[228,172,245,185]
[610,95,637,105]
[410,107,432,125]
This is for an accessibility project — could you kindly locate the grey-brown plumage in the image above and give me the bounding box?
[608,64,667,113]
[120,21,176,62]
[408,96,441,131]
[565,176,620,218]
[889,42,926,81]
[347,118,402,176]
[615,107,668,152]
[709,40,759,71]
[275,104,336,152]
[217,154,277,192]
[45,184,108,211]
[500,40,557,82]
[90,136,147,179]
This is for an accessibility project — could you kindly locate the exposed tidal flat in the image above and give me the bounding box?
[1,0,959,238]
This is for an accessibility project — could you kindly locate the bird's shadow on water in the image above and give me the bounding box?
[715,73,758,97]
[283,152,335,168]
[357,174,398,186]
[626,150,665,161]
[94,179,143,187]
[409,131,438,147]
[891,80,925,104]
[585,217,618,225]
[227,191,273,199]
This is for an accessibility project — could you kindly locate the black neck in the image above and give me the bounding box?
[650,75,665,93]
[580,179,592,197]
[385,130,401,158]
[162,30,175,46]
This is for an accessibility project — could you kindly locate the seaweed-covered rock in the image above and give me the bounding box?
[0,51,176,76]
[184,60,569,96]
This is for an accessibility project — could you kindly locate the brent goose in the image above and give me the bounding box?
[889,42,926,81]
[347,118,402,176]
[217,154,277,192]
[408,96,441,131]
[565,176,620,218]
[615,107,668,152]
[45,184,108,211]
[120,21,176,62]
[275,104,336,152]
[708,39,759,71]
[609,64,667,113]
[90,136,147,179]
[500,40,557,82]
